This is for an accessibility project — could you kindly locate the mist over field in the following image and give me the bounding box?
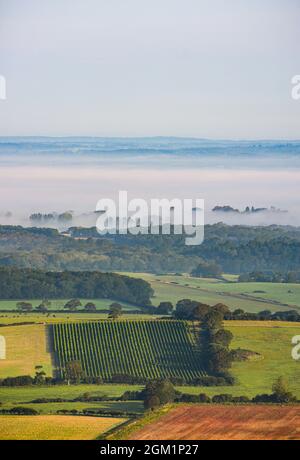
[0,137,299,228]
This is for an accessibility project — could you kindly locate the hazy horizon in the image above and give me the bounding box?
[0,0,299,138]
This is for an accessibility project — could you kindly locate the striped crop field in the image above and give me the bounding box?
[52,321,205,381]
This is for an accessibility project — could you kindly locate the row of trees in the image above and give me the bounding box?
[14,294,300,323]
[1,377,295,416]
[142,376,297,411]
[0,267,153,305]
[15,299,125,318]
[239,270,300,283]
[16,300,52,312]
[173,299,300,323]
[201,306,233,377]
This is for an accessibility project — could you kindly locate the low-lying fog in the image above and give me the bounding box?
[0,138,299,229]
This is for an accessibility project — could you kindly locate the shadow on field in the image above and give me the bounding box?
[45,325,59,378]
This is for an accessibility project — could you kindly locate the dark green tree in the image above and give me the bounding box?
[213,329,233,347]
[16,301,33,312]
[64,299,82,311]
[271,376,296,403]
[65,360,85,384]
[108,303,122,319]
[156,302,173,315]
[191,260,222,278]
[143,379,175,409]
[34,365,46,385]
[203,309,224,330]
[84,302,96,311]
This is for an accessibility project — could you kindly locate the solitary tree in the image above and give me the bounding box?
[64,299,82,311]
[108,303,122,319]
[143,379,176,409]
[271,376,296,402]
[34,365,46,385]
[65,360,85,384]
[16,302,33,312]
[36,304,48,313]
[84,302,96,311]
[144,395,160,411]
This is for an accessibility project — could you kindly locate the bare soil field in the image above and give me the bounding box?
[129,405,300,440]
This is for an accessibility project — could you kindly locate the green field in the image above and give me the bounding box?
[205,282,300,308]
[2,320,300,398]
[174,321,300,398]
[0,311,161,325]
[0,384,141,403]
[0,273,298,316]
[0,298,139,312]
[53,320,205,381]
[1,320,300,416]
[120,272,300,313]
[0,400,143,415]
[0,384,143,429]
[1,305,300,439]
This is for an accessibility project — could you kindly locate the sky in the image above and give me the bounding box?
[0,0,299,138]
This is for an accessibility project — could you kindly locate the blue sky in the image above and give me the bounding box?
[0,0,299,138]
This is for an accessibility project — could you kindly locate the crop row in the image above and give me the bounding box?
[52,320,206,381]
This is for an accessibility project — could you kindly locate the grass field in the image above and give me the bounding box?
[1,321,300,397]
[205,282,300,308]
[174,321,300,398]
[0,273,298,316]
[0,400,143,415]
[227,321,300,397]
[120,272,300,313]
[0,384,143,421]
[0,311,163,326]
[0,384,142,404]
[0,298,139,312]
[127,405,300,440]
[0,415,127,440]
[53,320,205,381]
[0,324,52,378]
[0,272,300,316]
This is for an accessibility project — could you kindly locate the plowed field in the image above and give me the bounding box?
[130,405,300,440]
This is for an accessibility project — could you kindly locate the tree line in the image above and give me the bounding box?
[0,267,153,306]
[173,299,300,322]
[239,270,300,283]
[0,223,300,274]
[0,376,296,418]
[142,376,297,410]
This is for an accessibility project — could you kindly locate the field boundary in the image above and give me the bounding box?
[104,404,175,440]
